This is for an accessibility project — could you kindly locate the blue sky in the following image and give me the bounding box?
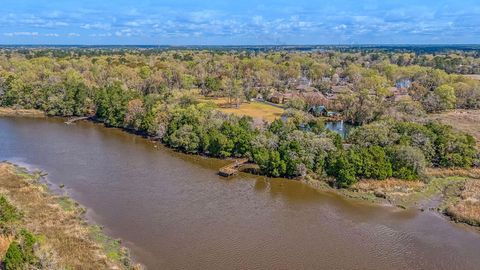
[1,0,479,45]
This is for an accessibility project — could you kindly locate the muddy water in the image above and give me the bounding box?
[0,117,479,270]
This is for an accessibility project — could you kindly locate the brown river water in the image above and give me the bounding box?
[0,117,479,270]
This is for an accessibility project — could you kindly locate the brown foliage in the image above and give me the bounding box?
[0,163,131,269]
[445,179,480,226]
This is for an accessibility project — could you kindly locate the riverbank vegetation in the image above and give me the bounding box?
[0,163,139,269]
[0,107,45,118]
[0,48,479,188]
[445,179,480,226]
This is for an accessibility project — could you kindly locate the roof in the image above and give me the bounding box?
[388,87,398,94]
[309,105,327,113]
[302,91,327,99]
[394,94,412,102]
[296,85,317,92]
[331,86,351,93]
[268,91,284,98]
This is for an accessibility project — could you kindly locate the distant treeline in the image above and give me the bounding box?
[1,45,480,73]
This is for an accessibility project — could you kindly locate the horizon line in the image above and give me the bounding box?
[0,43,480,47]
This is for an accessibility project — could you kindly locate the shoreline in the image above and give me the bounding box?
[301,172,480,230]
[0,107,45,118]
[0,162,142,269]
[1,108,479,230]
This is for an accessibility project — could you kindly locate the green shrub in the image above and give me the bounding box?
[389,145,426,180]
[0,196,21,225]
[349,121,397,147]
[253,149,287,177]
[326,151,357,188]
[19,230,37,265]
[95,84,134,127]
[207,129,233,157]
[348,146,392,180]
[4,242,24,270]
[427,123,477,167]
[167,124,200,153]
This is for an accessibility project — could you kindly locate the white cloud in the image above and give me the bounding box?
[68,33,80,37]
[3,32,39,37]
[81,23,111,30]
[114,28,142,37]
[89,33,112,37]
[125,19,156,27]
[33,21,69,28]
[45,33,60,37]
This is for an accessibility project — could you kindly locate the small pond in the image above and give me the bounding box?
[325,120,354,138]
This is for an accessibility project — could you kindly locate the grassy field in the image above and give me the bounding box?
[429,109,480,143]
[200,97,284,122]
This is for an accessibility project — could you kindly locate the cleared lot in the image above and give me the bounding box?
[200,97,284,122]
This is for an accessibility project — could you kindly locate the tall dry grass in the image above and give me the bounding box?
[0,163,135,269]
[425,168,480,179]
[0,107,45,118]
[445,179,480,226]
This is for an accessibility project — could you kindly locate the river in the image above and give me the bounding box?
[0,117,479,270]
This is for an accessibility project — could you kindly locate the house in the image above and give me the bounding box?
[267,92,284,104]
[327,85,351,100]
[331,85,351,94]
[388,86,412,102]
[302,91,329,107]
[326,111,339,117]
[296,85,317,93]
[297,76,311,86]
[394,93,412,102]
[331,74,340,85]
[388,87,399,95]
[283,92,297,104]
[308,105,328,117]
[395,79,412,89]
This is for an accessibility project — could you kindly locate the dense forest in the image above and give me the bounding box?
[0,47,479,187]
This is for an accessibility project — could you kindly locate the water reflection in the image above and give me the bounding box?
[325,120,354,138]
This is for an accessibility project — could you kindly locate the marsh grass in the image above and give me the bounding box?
[445,179,480,226]
[425,167,480,179]
[0,162,137,269]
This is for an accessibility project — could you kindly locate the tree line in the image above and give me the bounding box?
[0,49,479,187]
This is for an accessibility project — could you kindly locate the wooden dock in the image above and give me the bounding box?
[65,116,89,125]
[218,158,249,177]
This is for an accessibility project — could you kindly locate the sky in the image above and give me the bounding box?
[0,0,479,45]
